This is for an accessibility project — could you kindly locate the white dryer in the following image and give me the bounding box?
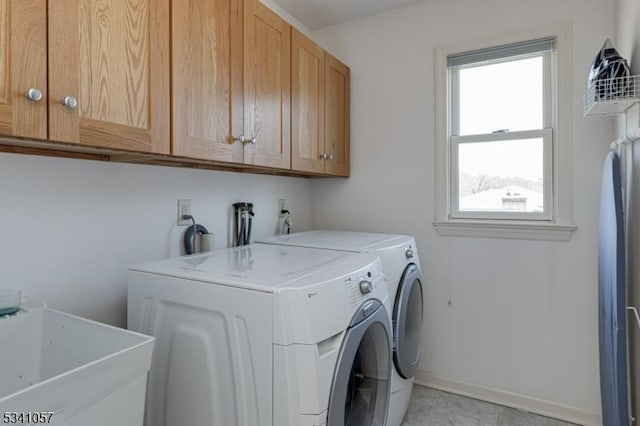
[127,244,392,426]
[257,231,424,426]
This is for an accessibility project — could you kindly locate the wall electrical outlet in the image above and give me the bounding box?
[177,199,191,226]
[278,199,287,217]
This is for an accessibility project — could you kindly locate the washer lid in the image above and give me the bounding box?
[257,230,409,252]
[129,244,357,292]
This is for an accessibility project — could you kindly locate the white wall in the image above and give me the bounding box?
[614,0,640,417]
[259,0,313,37]
[615,0,640,72]
[0,153,311,327]
[311,0,614,423]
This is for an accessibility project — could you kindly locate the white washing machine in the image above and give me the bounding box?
[257,231,424,426]
[127,244,393,426]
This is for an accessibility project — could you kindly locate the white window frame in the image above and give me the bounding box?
[434,24,576,241]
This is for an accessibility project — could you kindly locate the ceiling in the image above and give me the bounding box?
[271,0,424,30]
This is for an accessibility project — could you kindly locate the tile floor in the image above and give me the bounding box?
[401,386,578,426]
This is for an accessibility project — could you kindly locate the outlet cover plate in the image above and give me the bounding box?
[278,199,286,217]
[178,199,191,226]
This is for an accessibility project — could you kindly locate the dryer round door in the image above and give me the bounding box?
[393,263,423,379]
[327,300,392,426]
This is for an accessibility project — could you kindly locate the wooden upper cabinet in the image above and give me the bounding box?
[243,0,291,169]
[0,0,348,176]
[47,0,170,154]
[324,53,350,177]
[172,0,243,162]
[291,29,324,174]
[0,0,47,140]
[291,44,350,177]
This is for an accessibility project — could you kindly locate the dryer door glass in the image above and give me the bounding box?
[393,263,424,379]
[327,303,391,426]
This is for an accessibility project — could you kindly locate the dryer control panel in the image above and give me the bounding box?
[273,254,389,346]
[345,259,386,311]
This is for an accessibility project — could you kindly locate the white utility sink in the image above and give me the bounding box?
[0,306,154,425]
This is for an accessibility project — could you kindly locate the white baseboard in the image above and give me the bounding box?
[414,370,601,426]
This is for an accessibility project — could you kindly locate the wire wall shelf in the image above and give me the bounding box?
[584,75,640,116]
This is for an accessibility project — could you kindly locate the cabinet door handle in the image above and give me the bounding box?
[25,88,43,102]
[62,96,78,109]
[234,135,256,145]
[327,154,334,160]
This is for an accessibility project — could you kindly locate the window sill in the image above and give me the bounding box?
[433,220,577,241]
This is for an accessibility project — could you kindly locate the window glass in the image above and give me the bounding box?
[458,56,544,135]
[458,138,544,213]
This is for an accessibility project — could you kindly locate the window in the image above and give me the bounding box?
[451,39,553,220]
[434,26,576,241]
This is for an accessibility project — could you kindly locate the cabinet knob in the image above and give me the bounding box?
[25,88,43,102]
[244,137,257,145]
[319,153,327,160]
[327,154,334,160]
[62,96,78,109]
[233,135,245,144]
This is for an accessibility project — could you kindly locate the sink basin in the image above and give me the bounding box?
[0,306,154,425]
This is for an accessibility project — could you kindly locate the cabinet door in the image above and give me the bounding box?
[243,0,290,168]
[291,29,324,174]
[172,0,243,162]
[0,0,47,140]
[48,0,170,154]
[324,53,350,177]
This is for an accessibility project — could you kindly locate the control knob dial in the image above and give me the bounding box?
[359,279,372,294]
